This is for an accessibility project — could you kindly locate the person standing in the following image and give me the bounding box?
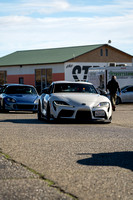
[107,75,121,111]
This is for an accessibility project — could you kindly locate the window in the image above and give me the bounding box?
[0,71,7,85]
[35,68,52,93]
[19,77,24,84]
[126,87,133,92]
[5,86,37,95]
[106,49,108,56]
[100,49,103,56]
[54,83,97,94]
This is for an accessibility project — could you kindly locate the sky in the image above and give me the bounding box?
[0,0,133,57]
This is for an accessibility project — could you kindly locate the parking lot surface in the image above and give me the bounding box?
[0,103,133,200]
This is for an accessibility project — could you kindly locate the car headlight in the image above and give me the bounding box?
[34,99,39,104]
[6,97,16,103]
[53,100,73,111]
[53,100,69,106]
[94,102,110,108]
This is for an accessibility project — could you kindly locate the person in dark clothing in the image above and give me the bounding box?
[107,76,121,111]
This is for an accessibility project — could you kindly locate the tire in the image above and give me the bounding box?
[108,115,112,123]
[0,101,2,112]
[46,104,50,122]
[116,97,121,105]
[1,102,9,113]
[105,116,112,123]
[38,103,43,120]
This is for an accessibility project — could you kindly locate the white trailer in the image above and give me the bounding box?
[88,66,133,90]
[65,62,133,90]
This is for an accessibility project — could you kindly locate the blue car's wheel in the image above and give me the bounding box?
[0,101,8,113]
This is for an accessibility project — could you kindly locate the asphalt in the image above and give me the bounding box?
[0,153,74,200]
[0,104,133,200]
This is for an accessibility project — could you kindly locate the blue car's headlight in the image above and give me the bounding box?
[6,97,16,103]
[94,102,110,108]
[34,99,39,104]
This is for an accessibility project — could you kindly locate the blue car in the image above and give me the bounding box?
[0,84,39,112]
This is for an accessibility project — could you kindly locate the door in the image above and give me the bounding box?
[35,69,52,93]
[41,75,46,92]
[122,86,133,102]
[0,71,7,85]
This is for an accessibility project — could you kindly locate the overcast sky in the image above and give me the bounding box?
[0,0,133,57]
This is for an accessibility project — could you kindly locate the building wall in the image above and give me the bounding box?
[0,45,132,86]
[7,74,35,85]
[68,45,132,63]
[52,73,64,81]
[0,63,65,85]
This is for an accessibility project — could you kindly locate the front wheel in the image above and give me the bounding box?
[0,102,2,113]
[105,116,112,123]
[116,97,121,105]
[108,115,112,123]
[46,104,50,122]
[38,104,43,120]
[1,102,9,113]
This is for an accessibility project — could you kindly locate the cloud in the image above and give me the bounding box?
[0,13,133,56]
[0,0,70,16]
[0,0,133,56]
[0,0,133,16]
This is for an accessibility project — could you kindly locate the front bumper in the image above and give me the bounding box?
[51,104,112,121]
[5,102,38,112]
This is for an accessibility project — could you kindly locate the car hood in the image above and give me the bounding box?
[6,94,38,103]
[51,93,109,107]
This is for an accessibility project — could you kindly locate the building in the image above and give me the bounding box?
[0,44,132,92]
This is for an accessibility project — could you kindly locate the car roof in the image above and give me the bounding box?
[5,84,35,87]
[52,81,93,85]
[121,85,133,89]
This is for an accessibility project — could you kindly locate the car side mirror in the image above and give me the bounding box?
[97,88,107,95]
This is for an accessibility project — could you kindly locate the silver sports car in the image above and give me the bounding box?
[38,81,112,123]
[116,85,133,104]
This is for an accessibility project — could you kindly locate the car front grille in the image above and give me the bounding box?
[76,110,92,120]
[58,110,74,118]
[13,104,36,110]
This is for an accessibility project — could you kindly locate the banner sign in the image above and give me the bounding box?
[65,63,133,88]
[108,71,133,79]
[65,63,92,81]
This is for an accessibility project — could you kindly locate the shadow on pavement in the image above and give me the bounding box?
[0,118,109,125]
[77,151,133,171]
[0,111,111,124]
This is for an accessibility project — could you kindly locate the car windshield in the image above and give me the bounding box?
[5,86,37,95]
[121,86,128,90]
[54,83,98,94]
[121,86,133,91]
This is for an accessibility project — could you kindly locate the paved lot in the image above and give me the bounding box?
[0,104,133,200]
